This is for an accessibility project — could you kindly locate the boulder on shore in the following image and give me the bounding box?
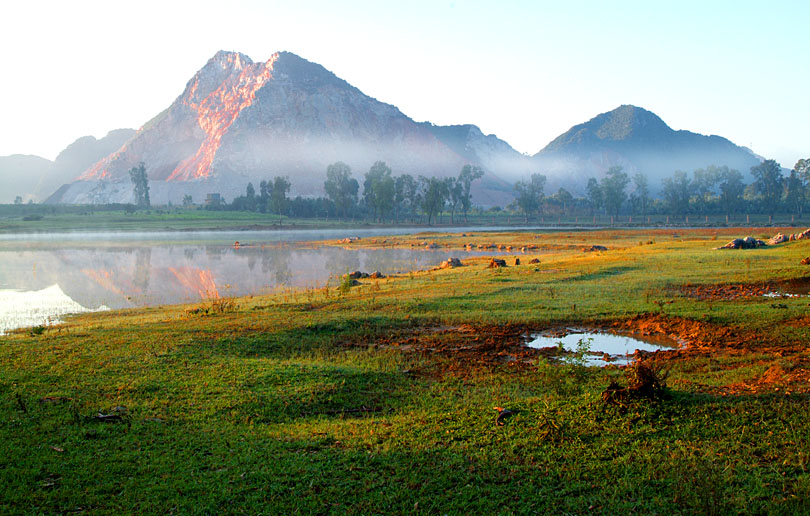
[716,236,767,249]
[439,257,463,269]
[488,258,507,268]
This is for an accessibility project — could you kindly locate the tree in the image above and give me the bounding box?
[259,180,271,213]
[796,159,810,183]
[630,172,649,215]
[445,177,463,224]
[245,182,256,211]
[600,166,629,217]
[551,188,573,216]
[784,169,806,217]
[513,173,546,222]
[751,159,784,216]
[13,196,22,205]
[458,164,484,222]
[662,171,692,216]
[394,174,418,223]
[128,162,150,208]
[270,176,291,216]
[363,161,395,222]
[182,194,193,208]
[324,162,359,219]
[586,177,602,215]
[692,166,721,213]
[718,168,745,217]
[419,176,449,225]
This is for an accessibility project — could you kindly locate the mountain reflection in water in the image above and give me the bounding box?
[0,233,508,333]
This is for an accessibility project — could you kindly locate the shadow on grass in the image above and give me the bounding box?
[206,315,410,360]
[222,367,413,424]
[565,265,640,282]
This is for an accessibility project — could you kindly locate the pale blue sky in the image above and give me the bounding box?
[1,0,807,167]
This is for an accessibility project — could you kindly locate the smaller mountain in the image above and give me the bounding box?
[0,130,136,203]
[37,129,136,200]
[534,105,761,191]
[0,155,53,203]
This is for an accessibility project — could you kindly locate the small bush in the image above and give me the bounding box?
[210,297,238,313]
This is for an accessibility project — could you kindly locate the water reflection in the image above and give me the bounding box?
[0,284,108,334]
[0,235,508,333]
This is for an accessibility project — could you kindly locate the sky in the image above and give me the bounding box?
[0,0,807,167]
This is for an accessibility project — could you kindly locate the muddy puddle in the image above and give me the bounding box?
[526,330,682,366]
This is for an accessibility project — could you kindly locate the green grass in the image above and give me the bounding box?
[3,228,810,514]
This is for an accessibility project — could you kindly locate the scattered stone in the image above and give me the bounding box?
[338,236,361,244]
[369,271,386,279]
[425,242,439,249]
[529,258,540,264]
[584,245,608,252]
[440,257,463,269]
[716,237,767,249]
[488,258,507,268]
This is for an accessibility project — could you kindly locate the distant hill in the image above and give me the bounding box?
[534,105,761,191]
[0,155,53,203]
[47,51,526,206]
[0,130,135,203]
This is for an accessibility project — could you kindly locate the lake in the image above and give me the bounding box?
[0,227,516,333]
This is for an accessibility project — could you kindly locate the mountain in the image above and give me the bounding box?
[0,155,53,203]
[44,129,136,196]
[48,51,524,206]
[534,105,761,191]
[0,130,135,203]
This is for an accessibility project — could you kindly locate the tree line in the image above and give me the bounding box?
[123,157,810,222]
[509,158,810,221]
[211,161,485,224]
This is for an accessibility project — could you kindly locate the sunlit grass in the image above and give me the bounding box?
[3,227,810,513]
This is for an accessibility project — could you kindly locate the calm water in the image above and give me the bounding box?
[0,227,514,333]
[527,331,681,366]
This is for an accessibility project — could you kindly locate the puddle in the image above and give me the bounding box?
[526,330,681,366]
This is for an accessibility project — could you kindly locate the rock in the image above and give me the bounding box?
[425,242,439,249]
[716,237,767,249]
[801,257,810,265]
[767,233,789,245]
[797,229,810,240]
[488,258,507,268]
[514,258,521,266]
[369,271,385,279]
[584,245,608,252]
[347,271,370,279]
[440,257,463,269]
[529,258,540,264]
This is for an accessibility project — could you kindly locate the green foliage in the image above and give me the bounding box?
[419,175,449,224]
[458,164,484,222]
[630,172,649,215]
[363,161,395,222]
[663,170,693,215]
[601,166,630,217]
[513,173,546,222]
[128,162,150,208]
[751,159,784,215]
[270,176,291,215]
[718,167,745,216]
[324,162,359,219]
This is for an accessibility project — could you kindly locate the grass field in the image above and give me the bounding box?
[3,227,810,514]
